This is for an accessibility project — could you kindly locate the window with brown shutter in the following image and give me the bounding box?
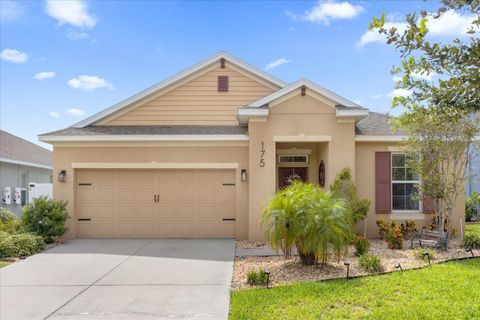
[218,76,228,92]
[375,152,392,214]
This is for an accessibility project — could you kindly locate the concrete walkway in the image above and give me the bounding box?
[0,239,235,320]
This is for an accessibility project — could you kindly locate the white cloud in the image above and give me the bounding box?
[369,93,383,99]
[45,0,97,29]
[0,48,28,63]
[65,108,85,116]
[34,71,56,80]
[66,29,95,42]
[68,75,113,90]
[426,10,476,37]
[358,21,407,47]
[358,10,476,47]
[388,88,412,98]
[291,1,364,25]
[411,71,436,81]
[0,0,26,22]
[265,58,291,71]
[392,75,403,82]
[48,111,60,118]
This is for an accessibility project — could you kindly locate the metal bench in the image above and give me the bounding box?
[410,229,449,251]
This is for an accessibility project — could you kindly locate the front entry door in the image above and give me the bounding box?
[278,167,308,189]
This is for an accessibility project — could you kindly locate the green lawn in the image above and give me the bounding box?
[0,261,11,268]
[230,259,480,320]
[466,223,480,236]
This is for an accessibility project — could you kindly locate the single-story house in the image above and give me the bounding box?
[39,52,465,240]
[1,130,53,217]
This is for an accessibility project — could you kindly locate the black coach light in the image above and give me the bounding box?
[344,261,350,279]
[58,170,67,183]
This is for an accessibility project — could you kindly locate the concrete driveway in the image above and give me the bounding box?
[0,239,235,320]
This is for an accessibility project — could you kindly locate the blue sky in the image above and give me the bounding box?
[1,0,475,149]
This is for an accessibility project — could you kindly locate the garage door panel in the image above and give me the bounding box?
[217,188,235,202]
[77,169,236,238]
[198,188,217,202]
[97,187,116,201]
[177,188,195,201]
[78,187,96,202]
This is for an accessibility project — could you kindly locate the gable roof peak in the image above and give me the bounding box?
[71,51,287,128]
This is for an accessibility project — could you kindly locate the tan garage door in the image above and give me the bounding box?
[76,169,236,238]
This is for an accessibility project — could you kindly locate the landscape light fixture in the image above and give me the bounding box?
[394,263,403,272]
[264,271,271,289]
[343,261,350,279]
[466,248,475,258]
[422,252,431,266]
[58,170,66,183]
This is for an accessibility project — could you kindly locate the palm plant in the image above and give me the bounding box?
[261,180,312,259]
[302,191,353,266]
[262,181,352,266]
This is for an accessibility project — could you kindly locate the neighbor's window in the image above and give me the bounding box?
[391,153,420,211]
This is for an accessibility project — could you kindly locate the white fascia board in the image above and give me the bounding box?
[247,78,365,109]
[39,134,250,143]
[355,135,405,142]
[336,109,369,117]
[238,108,269,116]
[0,157,53,170]
[72,52,286,128]
[71,162,239,169]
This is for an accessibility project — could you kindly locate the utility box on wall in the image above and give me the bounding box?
[28,183,53,203]
[13,187,21,204]
[3,187,11,204]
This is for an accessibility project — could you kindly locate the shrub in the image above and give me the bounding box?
[400,220,418,239]
[463,233,480,250]
[466,192,480,222]
[22,197,68,243]
[376,219,389,240]
[414,248,435,261]
[0,219,22,234]
[246,269,269,286]
[386,225,404,249]
[353,236,371,257]
[0,207,17,223]
[358,254,384,273]
[0,233,44,258]
[262,181,352,266]
[330,168,371,225]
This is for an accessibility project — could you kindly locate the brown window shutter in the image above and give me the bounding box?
[218,76,228,92]
[423,195,436,214]
[375,152,391,214]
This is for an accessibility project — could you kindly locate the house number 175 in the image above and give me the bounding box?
[259,141,265,167]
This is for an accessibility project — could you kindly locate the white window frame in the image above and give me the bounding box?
[391,152,422,213]
[278,154,309,164]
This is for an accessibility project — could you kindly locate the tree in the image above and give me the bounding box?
[369,1,480,233]
[395,107,478,233]
[370,0,479,112]
[330,168,370,225]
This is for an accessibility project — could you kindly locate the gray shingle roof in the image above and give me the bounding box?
[355,112,397,135]
[40,125,248,136]
[0,130,52,167]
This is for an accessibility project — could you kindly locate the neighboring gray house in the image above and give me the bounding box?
[0,130,53,217]
[467,142,480,195]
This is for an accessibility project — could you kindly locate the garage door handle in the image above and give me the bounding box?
[222,218,236,221]
[78,218,91,221]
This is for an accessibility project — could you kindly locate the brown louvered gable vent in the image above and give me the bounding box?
[218,76,229,92]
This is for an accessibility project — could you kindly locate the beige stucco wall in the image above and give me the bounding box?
[355,142,466,239]
[101,64,276,126]
[247,92,356,240]
[52,144,249,240]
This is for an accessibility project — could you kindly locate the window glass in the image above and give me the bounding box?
[392,153,420,211]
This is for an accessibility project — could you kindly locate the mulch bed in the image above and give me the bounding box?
[233,239,478,290]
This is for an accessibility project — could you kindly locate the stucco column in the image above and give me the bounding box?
[248,121,276,241]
